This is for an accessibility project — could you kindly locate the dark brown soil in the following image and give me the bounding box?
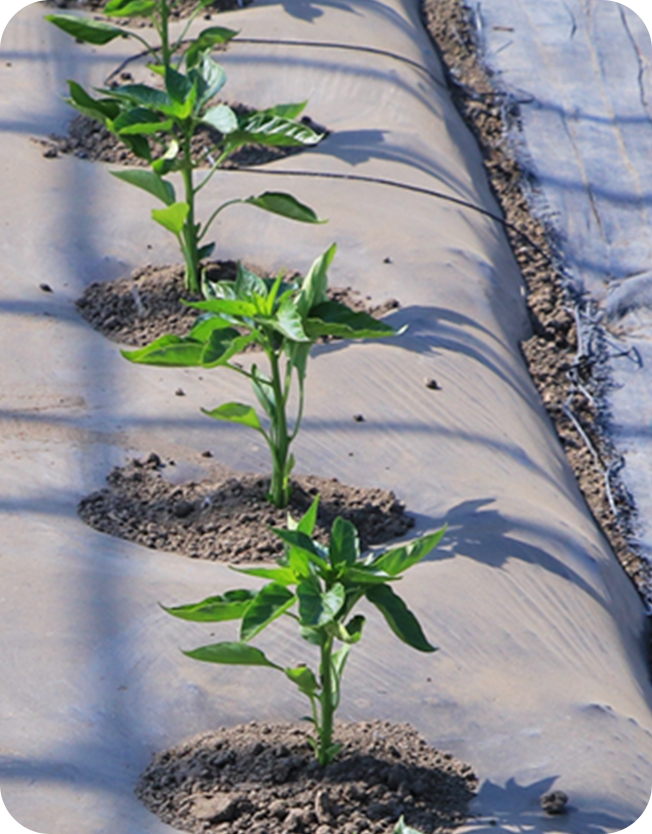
[79,454,415,562]
[136,720,477,834]
[75,260,399,346]
[36,108,325,170]
[420,0,649,598]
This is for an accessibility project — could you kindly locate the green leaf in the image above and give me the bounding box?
[198,243,216,260]
[103,83,172,112]
[103,0,156,16]
[244,192,324,224]
[165,68,191,104]
[163,589,256,622]
[241,583,296,641]
[265,101,308,120]
[235,263,268,301]
[197,53,227,106]
[228,111,323,150]
[121,334,204,366]
[186,297,257,318]
[201,330,259,367]
[297,244,336,319]
[186,27,238,69]
[202,103,238,134]
[298,581,345,627]
[66,80,120,124]
[152,139,180,175]
[120,132,151,161]
[287,341,310,382]
[371,528,447,577]
[299,625,322,646]
[393,816,427,834]
[184,641,281,668]
[297,495,320,537]
[110,169,175,205]
[340,566,395,586]
[272,528,325,567]
[46,13,126,45]
[343,614,365,643]
[285,664,319,696]
[231,565,297,586]
[202,402,262,432]
[113,107,174,136]
[331,643,351,685]
[306,300,397,340]
[365,585,436,653]
[188,313,234,341]
[152,201,190,234]
[273,297,309,342]
[328,517,359,567]
[251,364,276,420]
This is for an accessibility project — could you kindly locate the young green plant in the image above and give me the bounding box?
[164,497,445,765]
[46,0,324,293]
[122,244,402,508]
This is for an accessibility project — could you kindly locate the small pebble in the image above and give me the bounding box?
[42,147,58,159]
[201,450,213,458]
[383,256,393,264]
[424,378,441,390]
[540,790,568,815]
[39,283,53,292]
[175,388,185,396]
[353,414,365,422]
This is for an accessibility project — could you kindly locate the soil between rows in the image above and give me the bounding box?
[136,720,478,834]
[79,454,415,562]
[420,0,649,599]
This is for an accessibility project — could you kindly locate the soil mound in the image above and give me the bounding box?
[79,455,416,562]
[75,261,399,346]
[136,720,477,834]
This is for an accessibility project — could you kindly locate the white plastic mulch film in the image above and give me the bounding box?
[2,1,652,834]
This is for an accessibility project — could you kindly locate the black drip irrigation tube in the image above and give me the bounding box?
[222,163,556,263]
[102,24,646,587]
[106,35,448,90]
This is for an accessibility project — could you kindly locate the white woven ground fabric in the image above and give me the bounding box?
[1,2,652,833]
[473,0,652,599]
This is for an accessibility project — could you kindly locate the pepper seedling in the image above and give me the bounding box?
[164,497,445,766]
[46,0,324,293]
[122,244,403,508]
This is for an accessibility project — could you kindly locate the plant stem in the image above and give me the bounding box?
[180,133,200,294]
[267,349,291,508]
[318,633,335,765]
[159,0,171,67]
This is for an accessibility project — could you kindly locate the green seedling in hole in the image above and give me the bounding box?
[164,497,445,766]
[46,0,324,294]
[122,243,403,508]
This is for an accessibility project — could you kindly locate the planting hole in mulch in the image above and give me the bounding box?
[75,260,400,346]
[79,454,416,563]
[37,108,326,168]
[136,719,477,834]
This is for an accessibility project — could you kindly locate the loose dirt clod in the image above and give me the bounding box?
[78,455,415,562]
[136,720,477,834]
[420,0,648,598]
[75,261,399,346]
